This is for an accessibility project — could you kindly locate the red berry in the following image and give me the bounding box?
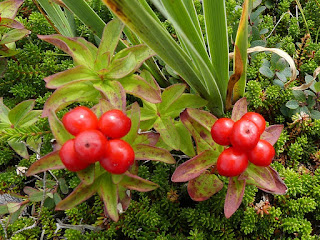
[74,130,107,163]
[211,118,234,146]
[230,119,260,150]
[247,139,275,167]
[216,147,249,177]
[62,106,98,136]
[98,109,131,139]
[59,139,90,172]
[99,139,135,174]
[241,112,266,135]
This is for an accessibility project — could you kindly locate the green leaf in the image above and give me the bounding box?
[203,0,229,101]
[38,35,96,69]
[0,0,23,19]
[292,90,306,102]
[122,102,140,144]
[224,177,246,218]
[187,172,223,201]
[120,172,158,192]
[28,191,44,202]
[133,144,175,164]
[159,84,186,114]
[93,80,126,111]
[77,164,94,185]
[171,150,219,182]
[134,132,159,146]
[314,81,320,92]
[118,74,161,104]
[259,66,274,78]
[8,99,35,126]
[98,173,119,222]
[18,110,42,128]
[164,94,207,118]
[43,81,100,117]
[140,69,161,94]
[153,117,180,150]
[112,174,124,184]
[175,121,195,157]
[311,110,320,119]
[58,178,69,195]
[104,52,136,79]
[0,28,30,44]
[97,19,124,60]
[8,139,28,159]
[180,108,218,153]
[26,151,65,176]
[44,65,99,89]
[7,202,21,214]
[55,182,97,211]
[91,99,114,118]
[0,97,10,124]
[48,110,73,145]
[0,204,9,215]
[286,100,299,109]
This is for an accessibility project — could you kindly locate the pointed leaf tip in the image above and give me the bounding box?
[231,97,247,121]
[224,177,246,218]
[261,125,284,146]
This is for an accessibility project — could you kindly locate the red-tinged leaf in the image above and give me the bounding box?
[97,19,124,60]
[42,81,100,117]
[238,164,287,194]
[105,53,136,79]
[48,110,73,145]
[77,164,94,185]
[91,99,114,118]
[118,185,131,212]
[26,151,65,176]
[0,18,25,29]
[140,69,161,95]
[180,108,218,153]
[171,150,219,182]
[0,28,30,45]
[7,202,21,213]
[95,51,111,71]
[112,44,155,73]
[231,97,248,121]
[118,75,161,104]
[261,125,284,146]
[135,132,160,146]
[97,173,119,222]
[159,84,186,114]
[133,144,175,164]
[153,117,180,150]
[224,177,246,218]
[93,80,126,112]
[187,172,223,201]
[112,174,124,184]
[123,102,140,144]
[38,35,95,69]
[44,65,99,89]
[0,0,23,18]
[23,186,40,196]
[120,172,159,192]
[55,182,97,210]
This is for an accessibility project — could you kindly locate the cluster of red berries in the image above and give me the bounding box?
[211,112,275,177]
[59,106,135,174]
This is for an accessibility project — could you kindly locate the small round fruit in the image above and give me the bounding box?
[74,130,107,163]
[247,139,275,167]
[62,106,98,136]
[211,118,234,146]
[99,139,135,174]
[216,147,249,177]
[241,112,266,135]
[59,139,90,172]
[230,119,260,150]
[98,109,131,139]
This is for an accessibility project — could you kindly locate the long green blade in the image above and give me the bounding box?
[203,0,229,102]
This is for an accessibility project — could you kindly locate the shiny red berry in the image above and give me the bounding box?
[247,139,275,167]
[74,130,107,163]
[62,106,98,136]
[241,112,266,135]
[59,139,90,172]
[99,139,135,174]
[211,118,234,146]
[230,119,260,150]
[216,147,249,177]
[98,109,131,139]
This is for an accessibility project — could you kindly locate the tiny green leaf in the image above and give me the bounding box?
[58,178,69,195]
[311,110,320,119]
[285,100,299,109]
[8,99,35,126]
[292,90,306,102]
[159,84,186,114]
[8,139,28,159]
[153,117,180,150]
[259,66,274,78]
